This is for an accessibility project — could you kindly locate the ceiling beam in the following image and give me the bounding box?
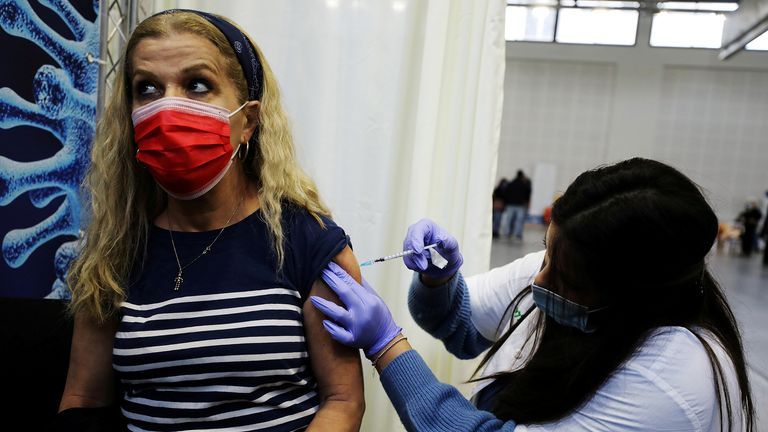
[720,0,768,59]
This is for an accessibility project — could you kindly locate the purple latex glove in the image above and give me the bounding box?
[402,218,464,280]
[310,261,402,357]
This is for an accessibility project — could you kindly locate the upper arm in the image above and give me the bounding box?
[58,313,119,411]
[466,250,545,341]
[302,246,364,424]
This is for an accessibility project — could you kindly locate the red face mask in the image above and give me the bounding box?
[132,97,247,200]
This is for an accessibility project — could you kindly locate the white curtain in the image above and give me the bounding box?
[157,1,506,430]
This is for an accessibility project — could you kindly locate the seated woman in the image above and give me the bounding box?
[56,9,364,432]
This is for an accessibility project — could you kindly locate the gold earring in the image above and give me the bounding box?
[239,142,250,161]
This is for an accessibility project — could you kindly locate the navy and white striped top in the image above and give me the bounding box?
[113,205,348,432]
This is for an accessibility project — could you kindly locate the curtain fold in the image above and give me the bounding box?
[160,1,506,430]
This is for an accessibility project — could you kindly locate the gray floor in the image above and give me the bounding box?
[491,224,767,430]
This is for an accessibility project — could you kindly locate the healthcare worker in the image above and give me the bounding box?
[310,158,756,431]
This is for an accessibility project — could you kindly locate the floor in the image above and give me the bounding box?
[491,224,767,430]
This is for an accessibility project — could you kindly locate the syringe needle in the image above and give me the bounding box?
[360,244,438,267]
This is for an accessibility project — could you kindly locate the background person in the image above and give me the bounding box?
[312,158,755,431]
[736,199,762,257]
[492,178,508,238]
[55,10,364,431]
[761,213,768,266]
[499,170,531,241]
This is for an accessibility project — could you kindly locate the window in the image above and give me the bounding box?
[505,0,741,49]
[556,8,638,45]
[649,2,737,49]
[505,4,557,42]
[656,1,738,12]
[746,31,768,51]
[650,12,726,48]
[505,0,640,46]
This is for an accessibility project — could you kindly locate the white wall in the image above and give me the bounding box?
[498,11,768,221]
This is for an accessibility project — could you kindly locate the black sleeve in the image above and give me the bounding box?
[284,208,349,300]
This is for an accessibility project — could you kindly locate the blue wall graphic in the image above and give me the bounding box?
[0,0,99,299]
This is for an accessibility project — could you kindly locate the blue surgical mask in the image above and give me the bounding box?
[531,283,606,333]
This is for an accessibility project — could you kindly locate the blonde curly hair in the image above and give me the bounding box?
[68,11,330,322]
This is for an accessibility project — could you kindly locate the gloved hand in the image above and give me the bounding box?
[402,218,464,280]
[310,261,402,357]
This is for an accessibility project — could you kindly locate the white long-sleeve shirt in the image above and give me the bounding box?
[402,250,746,431]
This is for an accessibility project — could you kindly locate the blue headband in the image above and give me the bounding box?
[157,9,264,101]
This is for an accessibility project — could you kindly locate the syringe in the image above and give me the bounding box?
[359,244,438,267]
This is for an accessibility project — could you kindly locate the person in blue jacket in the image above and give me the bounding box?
[310,158,756,431]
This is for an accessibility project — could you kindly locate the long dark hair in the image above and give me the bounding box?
[474,158,755,430]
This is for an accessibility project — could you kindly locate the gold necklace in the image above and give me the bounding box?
[168,196,244,291]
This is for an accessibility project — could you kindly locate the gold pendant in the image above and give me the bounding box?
[174,270,183,291]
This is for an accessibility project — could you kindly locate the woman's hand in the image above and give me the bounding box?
[403,218,464,285]
[310,262,402,358]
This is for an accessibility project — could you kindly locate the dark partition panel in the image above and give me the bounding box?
[0,298,73,427]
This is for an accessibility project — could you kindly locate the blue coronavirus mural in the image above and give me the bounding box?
[0,0,99,299]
